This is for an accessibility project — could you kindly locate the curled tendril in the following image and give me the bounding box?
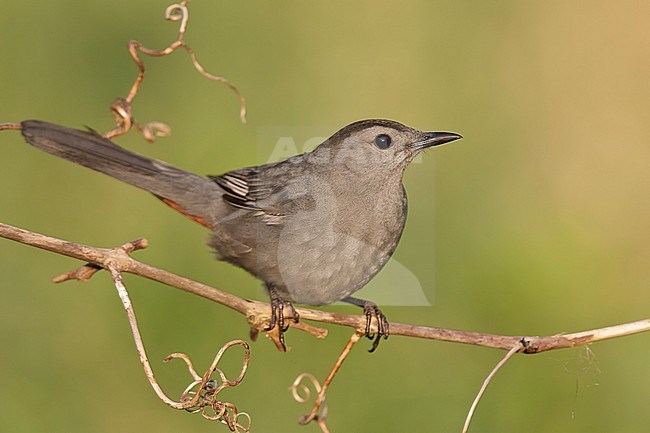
[290,373,328,426]
[163,339,252,432]
[291,372,320,403]
[139,122,172,142]
[107,98,133,139]
[165,3,189,36]
[289,335,360,433]
[104,0,246,142]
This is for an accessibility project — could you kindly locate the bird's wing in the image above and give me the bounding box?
[210,168,267,211]
[210,165,311,225]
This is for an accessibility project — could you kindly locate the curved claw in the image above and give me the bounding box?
[265,285,300,351]
[363,302,390,353]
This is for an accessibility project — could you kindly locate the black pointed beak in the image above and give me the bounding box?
[410,131,462,151]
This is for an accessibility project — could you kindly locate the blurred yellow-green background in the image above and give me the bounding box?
[1,1,649,432]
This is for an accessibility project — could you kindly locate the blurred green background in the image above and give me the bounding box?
[1,1,649,432]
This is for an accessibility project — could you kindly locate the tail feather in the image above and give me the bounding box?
[20,120,224,227]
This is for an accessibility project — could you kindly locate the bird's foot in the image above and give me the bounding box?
[362,302,390,353]
[265,286,299,351]
[341,297,390,352]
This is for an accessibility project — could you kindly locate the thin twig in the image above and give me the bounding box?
[0,122,22,131]
[461,342,522,433]
[52,262,102,282]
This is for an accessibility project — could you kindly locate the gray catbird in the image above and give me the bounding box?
[19,119,461,351]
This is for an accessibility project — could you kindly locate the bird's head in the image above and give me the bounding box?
[309,119,462,175]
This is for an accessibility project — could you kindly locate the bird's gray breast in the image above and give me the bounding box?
[275,174,407,305]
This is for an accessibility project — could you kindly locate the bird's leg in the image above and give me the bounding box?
[342,296,389,352]
[265,284,299,350]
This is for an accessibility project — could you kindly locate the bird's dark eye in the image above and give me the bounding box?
[374,134,392,150]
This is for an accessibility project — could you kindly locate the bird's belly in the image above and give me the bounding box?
[275,224,394,305]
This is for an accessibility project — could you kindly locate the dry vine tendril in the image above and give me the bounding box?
[165,342,252,432]
[0,230,253,431]
[103,242,251,432]
[289,333,362,433]
[105,0,247,142]
[291,373,330,433]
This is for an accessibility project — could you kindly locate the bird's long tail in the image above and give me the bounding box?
[20,120,224,228]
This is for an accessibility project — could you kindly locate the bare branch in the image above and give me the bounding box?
[2,221,650,355]
[1,221,648,432]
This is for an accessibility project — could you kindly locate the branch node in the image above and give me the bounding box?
[520,337,541,354]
